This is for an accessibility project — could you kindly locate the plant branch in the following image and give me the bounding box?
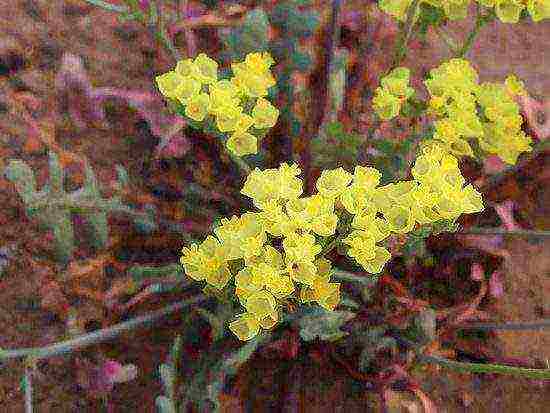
[433,26,458,54]
[0,295,206,361]
[24,366,33,413]
[84,0,129,13]
[454,318,550,331]
[392,0,421,68]
[458,228,550,237]
[456,6,495,58]
[157,0,182,61]
[419,354,550,379]
[332,269,379,287]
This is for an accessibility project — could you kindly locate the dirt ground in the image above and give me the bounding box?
[0,1,549,411]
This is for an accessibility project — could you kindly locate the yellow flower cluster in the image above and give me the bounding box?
[425,59,532,164]
[181,163,341,341]
[155,52,279,157]
[180,155,483,341]
[338,147,483,271]
[378,0,549,23]
[372,67,415,120]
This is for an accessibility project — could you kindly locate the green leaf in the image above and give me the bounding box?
[115,165,129,188]
[159,364,176,401]
[49,210,75,264]
[4,160,37,204]
[195,308,225,341]
[155,396,176,413]
[223,8,269,60]
[373,139,395,154]
[128,263,184,283]
[290,51,312,72]
[417,3,446,35]
[358,336,397,372]
[86,212,109,250]
[298,307,354,342]
[47,152,64,195]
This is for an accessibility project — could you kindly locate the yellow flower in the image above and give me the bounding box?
[313,279,340,311]
[185,93,210,121]
[235,113,255,132]
[155,71,184,99]
[252,98,280,129]
[383,205,415,234]
[316,167,353,199]
[244,290,279,329]
[227,131,258,156]
[504,74,527,97]
[287,261,318,285]
[495,0,525,23]
[527,0,550,22]
[235,267,263,303]
[193,53,218,84]
[359,246,391,274]
[245,52,275,73]
[175,58,201,78]
[173,76,202,105]
[372,87,402,120]
[215,103,243,132]
[229,313,260,341]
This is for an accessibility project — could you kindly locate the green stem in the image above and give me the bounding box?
[0,295,206,360]
[433,26,458,54]
[392,0,421,68]
[456,7,495,58]
[157,0,181,62]
[458,228,550,237]
[332,269,379,287]
[420,354,550,380]
[84,0,129,13]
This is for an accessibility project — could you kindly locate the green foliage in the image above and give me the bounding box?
[298,306,354,342]
[311,121,364,169]
[223,9,270,61]
[156,335,182,413]
[4,152,154,263]
[127,263,185,283]
[417,3,447,38]
[401,307,437,347]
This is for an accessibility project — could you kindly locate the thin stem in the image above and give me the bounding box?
[321,237,339,256]
[24,366,33,413]
[458,228,550,237]
[419,354,550,380]
[456,6,495,58]
[454,318,550,331]
[157,0,182,61]
[230,153,252,176]
[391,0,421,68]
[84,0,129,13]
[0,295,206,361]
[332,269,379,287]
[433,26,458,54]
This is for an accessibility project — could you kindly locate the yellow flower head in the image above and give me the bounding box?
[175,58,201,78]
[252,98,280,129]
[185,93,210,122]
[227,131,258,157]
[316,167,353,199]
[229,312,260,341]
[174,76,202,105]
[215,103,243,132]
[193,53,219,84]
[156,71,184,99]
